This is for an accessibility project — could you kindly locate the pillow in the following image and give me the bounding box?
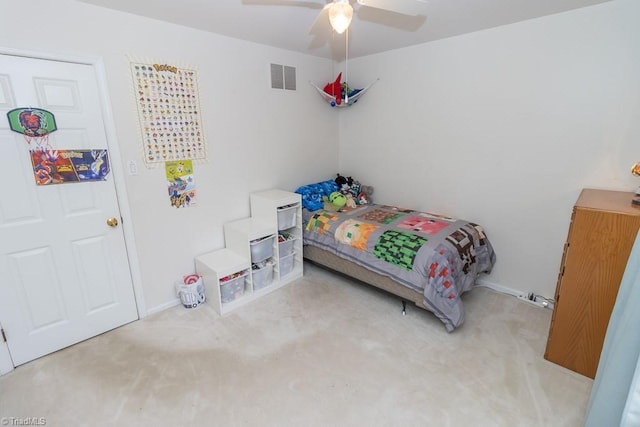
[295,179,339,211]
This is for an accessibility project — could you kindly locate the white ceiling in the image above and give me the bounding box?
[77,0,611,60]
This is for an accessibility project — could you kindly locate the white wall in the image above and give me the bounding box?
[2,0,637,312]
[339,0,640,297]
[0,0,338,312]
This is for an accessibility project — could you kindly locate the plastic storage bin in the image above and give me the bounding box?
[250,235,274,262]
[277,204,297,230]
[278,234,295,257]
[252,263,274,291]
[220,273,246,303]
[279,253,295,277]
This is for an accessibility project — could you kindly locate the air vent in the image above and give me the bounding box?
[270,64,284,89]
[283,66,296,90]
[270,63,296,91]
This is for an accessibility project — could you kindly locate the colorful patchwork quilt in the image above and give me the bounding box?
[302,204,496,331]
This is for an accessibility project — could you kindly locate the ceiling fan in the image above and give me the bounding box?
[245,0,428,35]
[316,0,428,34]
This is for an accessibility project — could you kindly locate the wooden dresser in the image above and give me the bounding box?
[545,188,640,378]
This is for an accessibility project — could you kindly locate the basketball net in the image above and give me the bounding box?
[23,132,52,151]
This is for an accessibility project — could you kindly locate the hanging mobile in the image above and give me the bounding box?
[310,26,379,108]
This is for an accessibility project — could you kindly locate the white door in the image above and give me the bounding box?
[0,54,138,366]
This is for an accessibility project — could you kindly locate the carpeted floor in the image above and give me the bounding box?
[0,262,592,426]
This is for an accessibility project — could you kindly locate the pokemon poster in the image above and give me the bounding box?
[166,160,196,208]
[130,62,206,165]
[30,149,109,186]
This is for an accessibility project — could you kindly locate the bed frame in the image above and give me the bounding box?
[303,245,427,311]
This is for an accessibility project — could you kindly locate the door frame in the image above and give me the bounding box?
[0,47,147,375]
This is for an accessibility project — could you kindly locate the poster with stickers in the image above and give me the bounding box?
[130,62,206,166]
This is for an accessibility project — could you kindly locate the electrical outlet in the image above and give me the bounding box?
[516,294,550,309]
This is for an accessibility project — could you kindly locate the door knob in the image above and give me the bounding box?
[106,217,119,228]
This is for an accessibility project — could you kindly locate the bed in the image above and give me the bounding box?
[300,195,496,332]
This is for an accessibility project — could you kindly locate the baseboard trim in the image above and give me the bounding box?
[145,298,181,317]
[0,342,14,376]
[475,278,522,298]
[148,280,527,317]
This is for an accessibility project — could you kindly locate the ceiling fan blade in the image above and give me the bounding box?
[308,3,331,35]
[242,0,325,9]
[356,0,427,16]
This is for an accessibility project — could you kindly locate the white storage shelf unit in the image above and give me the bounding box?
[195,190,303,316]
[224,217,277,293]
[194,249,251,315]
[250,190,303,283]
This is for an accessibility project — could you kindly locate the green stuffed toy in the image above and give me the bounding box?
[323,191,347,211]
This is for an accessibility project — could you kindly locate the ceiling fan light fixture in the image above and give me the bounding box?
[328,1,353,34]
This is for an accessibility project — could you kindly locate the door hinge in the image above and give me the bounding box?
[1,328,6,343]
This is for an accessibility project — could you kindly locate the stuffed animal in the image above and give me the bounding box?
[331,174,374,205]
[322,191,347,211]
[323,73,343,106]
[335,173,353,194]
[329,191,346,208]
[358,185,374,204]
[345,193,357,209]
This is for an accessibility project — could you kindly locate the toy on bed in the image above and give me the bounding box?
[358,185,373,204]
[295,179,339,211]
[334,174,352,194]
[295,174,373,212]
[322,191,347,212]
[335,174,373,205]
[345,193,356,208]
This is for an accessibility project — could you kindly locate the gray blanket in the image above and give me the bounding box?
[302,204,496,331]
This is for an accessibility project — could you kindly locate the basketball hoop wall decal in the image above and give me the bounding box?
[6,107,57,149]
